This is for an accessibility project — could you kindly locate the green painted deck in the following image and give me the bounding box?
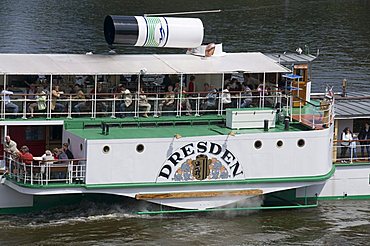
[65,115,307,140]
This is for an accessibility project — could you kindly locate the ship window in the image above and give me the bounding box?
[297,139,305,147]
[277,140,283,148]
[67,138,71,146]
[136,144,144,153]
[254,140,262,149]
[103,145,110,153]
[80,144,83,151]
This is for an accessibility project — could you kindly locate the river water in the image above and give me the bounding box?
[0,0,370,245]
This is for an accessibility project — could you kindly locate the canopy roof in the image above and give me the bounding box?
[0,52,290,75]
[266,53,317,65]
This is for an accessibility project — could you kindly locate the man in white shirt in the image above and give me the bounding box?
[1,89,19,113]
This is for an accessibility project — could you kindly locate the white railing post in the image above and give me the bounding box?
[67,95,72,119]
[195,93,200,117]
[111,96,116,118]
[22,95,27,119]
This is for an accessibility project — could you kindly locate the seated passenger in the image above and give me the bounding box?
[73,90,87,114]
[1,87,19,114]
[158,85,175,116]
[41,150,55,175]
[241,85,253,108]
[29,87,47,118]
[180,88,192,116]
[117,85,133,118]
[18,146,33,165]
[138,88,151,118]
[51,85,65,112]
[221,84,232,108]
[201,83,217,110]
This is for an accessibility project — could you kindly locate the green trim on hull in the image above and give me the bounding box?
[317,195,370,200]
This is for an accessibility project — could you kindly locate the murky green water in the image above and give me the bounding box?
[0,0,370,244]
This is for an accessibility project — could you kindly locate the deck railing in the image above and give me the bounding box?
[333,140,370,164]
[2,153,86,185]
[290,96,334,129]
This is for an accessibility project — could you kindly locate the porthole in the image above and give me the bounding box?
[67,138,71,146]
[254,140,262,149]
[277,140,283,148]
[297,139,305,148]
[80,143,83,151]
[103,145,110,153]
[136,144,145,153]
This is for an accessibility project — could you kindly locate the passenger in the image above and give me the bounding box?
[173,81,181,93]
[52,148,60,160]
[117,85,133,118]
[73,90,87,114]
[162,74,173,92]
[158,85,175,117]
[138,88,151,118]
[340,127,352,162]
[180,88,192,116]
[350,133,358,161]
[201,83,217,110]
[244,73,259,89]
[4,135,19,156]
[188,75,196,93]
[41,150,55,175]
[241,85,253,108]
[95,83,108,113]
[58,149,69,163]
[18,146,33,165]
[221,84,232,108]
[62,143,74,159]
[1,87,19,114]
[51,148,67,180]
[51,85,65,112]
[41,150,55,165]
[229,78,242,92]
[26,83,37,100]
[358,122,370,159]
[28,87,47,118]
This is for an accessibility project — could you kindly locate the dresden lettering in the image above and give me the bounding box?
[158,141,244,181]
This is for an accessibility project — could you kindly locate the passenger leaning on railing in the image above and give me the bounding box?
[340,127,352,163]
[4,135,18,155]
[3,135,19,172]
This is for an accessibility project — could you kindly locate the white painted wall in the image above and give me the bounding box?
[0,183,33,208]
[63,131,86,159]
[297,164,370,198]
[82,127,333,185]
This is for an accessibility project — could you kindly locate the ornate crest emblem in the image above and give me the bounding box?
[192,154,211,180]
[157,141,244,182]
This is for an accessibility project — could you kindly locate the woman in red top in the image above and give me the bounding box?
[18,146,33,165]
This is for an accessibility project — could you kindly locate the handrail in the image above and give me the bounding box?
[0,90,284,119]
[2,153,86,185]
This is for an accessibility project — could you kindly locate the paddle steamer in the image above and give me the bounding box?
[0,15,365,215]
